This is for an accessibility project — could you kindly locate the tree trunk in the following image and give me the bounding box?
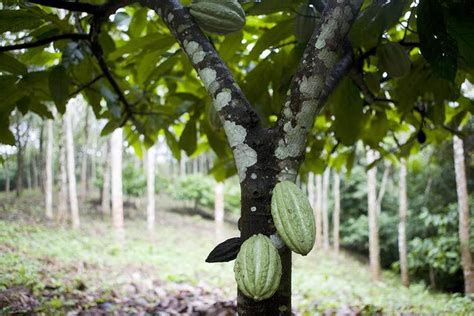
[315,174,323,249]
[58,142,69,224]
[453,135,474,294]
[4,166,10,194]
[239,158,291,315]
[398,158,409,287]
[376,162,390,215]
[367,149,381,281]
[31,153,38,189]
[80,109,89,202]
[15,117,23,197]
[38,123,45,194]
[179,152,186,176]
[139,1,363,314]
[333,172,341,254]
[45,120,54,221]
[146,145,156,234]
[307,172,315,208]
[64,110,80,229]
[322,168,330,251]
[26,158,32,189]
[111,128,124,242]
[214,181,225,223]
[101,142,111,216]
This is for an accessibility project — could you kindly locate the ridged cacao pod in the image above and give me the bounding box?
[295,3,320,43]
[189,0,246,35]
[377,42,411,78]
[271,181,316,255]
[234,234,282,301]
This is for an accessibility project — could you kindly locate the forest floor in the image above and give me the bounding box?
[0,190,473,315]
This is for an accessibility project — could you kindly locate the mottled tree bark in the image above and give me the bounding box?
[322,168,330,250]
[398,158,409,287]
[64,108,80,229]
[333,172,341,254]
[141,0,363,313]
[111,128,124,242]
[45,120,54,221]
[146,145,156,234]
[367,149,381,281]
[453,135,474,294]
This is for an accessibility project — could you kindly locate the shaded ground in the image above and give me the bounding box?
[1,190,473,315]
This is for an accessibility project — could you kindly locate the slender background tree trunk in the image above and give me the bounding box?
[64,110,80,229]
[80,110,90,202]
[15,116,23,197]
[214,182,225,223]
[398,158,409,287]
[307,172,315,208]
[146,145,156,234]
[111,128,124,242]
[58,143,68,224]
[333,172,341,254]
[453,135,474,294]
[322,168,330,250]
[315,174,323,249]
[367,149,381,281]
[101,142,111,216]
[45,120,54,221]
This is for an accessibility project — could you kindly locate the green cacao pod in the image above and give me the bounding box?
[377,42,411,78]
[189,0,246,35]
[234,234,282,301]
[271,181,316,256]
[295,3,320,43]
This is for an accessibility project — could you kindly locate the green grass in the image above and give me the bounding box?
[0,191,473,314]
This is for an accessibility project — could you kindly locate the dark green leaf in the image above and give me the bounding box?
[417,0,458,81]
[48,65,70,113]
[0,53,28,75]
[179,119,197,156]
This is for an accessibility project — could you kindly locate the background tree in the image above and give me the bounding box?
[398,158,409,287]
[146,144,156,234]
[453,135,474,293]
[111,128,124,242]
[44,119,53,221]
[64,107,80,229]
[1,0,473,313]
[367,149,381,281]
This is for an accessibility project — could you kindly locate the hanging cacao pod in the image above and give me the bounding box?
[234,234,282,301]
[271,181,316,255]
[189,0,246,35]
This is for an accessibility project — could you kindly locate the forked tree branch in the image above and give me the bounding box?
[140,0,262,182]
[0,33,89,52]
[28,0,136,15]
[275,0,363,180]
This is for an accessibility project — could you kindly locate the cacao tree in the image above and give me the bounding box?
[1,0,473,313]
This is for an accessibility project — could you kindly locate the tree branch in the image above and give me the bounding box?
[0,33,89,52]
[140,0,262,183]
[28,0,102,13]
[28,0,136,14]
[69,75,104,98]
[275,0,363,181]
